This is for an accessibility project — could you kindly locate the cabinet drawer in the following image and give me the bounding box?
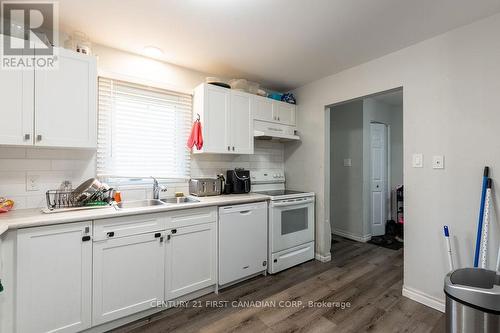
[165,207,216,229]
[93,214,165,241]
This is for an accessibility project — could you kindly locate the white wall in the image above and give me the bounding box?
[0,45,285,209]
[285,13,500,310]
[330,101,364,239]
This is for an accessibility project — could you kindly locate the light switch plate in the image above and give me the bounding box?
[412,154,423,168]
[26,174,40,191]
[343,158,352,167]
[433,155,444,169]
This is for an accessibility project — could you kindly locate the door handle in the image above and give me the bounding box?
[232,146,235,151]
[171,229,177,234]
[36,134,42,141]
[107,232,115,238]
[239,210,252,215]
[82,236,91,242]
[227,146,230,151]
[24,133,30,140]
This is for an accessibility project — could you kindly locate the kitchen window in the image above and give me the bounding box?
[97,77,192,182]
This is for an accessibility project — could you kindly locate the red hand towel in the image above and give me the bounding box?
[187,121,203,150]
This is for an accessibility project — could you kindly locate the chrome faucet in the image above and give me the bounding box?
[151,177,167,200]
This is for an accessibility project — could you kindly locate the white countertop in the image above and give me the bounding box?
[0,193,270,236]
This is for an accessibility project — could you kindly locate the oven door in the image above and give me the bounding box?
[269,196,315,253]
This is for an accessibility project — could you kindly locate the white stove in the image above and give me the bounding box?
[251,170,315,274]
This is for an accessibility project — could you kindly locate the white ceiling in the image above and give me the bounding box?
[58,0,500,91]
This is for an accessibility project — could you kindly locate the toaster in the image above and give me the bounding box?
[189,178,221,196]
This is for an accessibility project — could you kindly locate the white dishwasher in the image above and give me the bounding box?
[218,202,268,286]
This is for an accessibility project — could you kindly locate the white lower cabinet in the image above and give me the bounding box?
[165,222,217,300]
[92,231,165,326]
[13,206,223,331]
[16,221,92,333]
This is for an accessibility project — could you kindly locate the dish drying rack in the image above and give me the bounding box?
[44,188,114,213]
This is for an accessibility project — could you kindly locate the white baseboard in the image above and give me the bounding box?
[332,229,372,243]
[315,252,331,262]
[402,285,445,313]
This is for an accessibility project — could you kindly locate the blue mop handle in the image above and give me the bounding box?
[474,167,489,267]
[444,226,454,270]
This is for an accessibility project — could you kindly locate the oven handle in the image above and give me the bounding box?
[270,197,314,207]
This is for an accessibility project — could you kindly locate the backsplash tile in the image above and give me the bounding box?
[191,140,284,178]
[0,148,96,210]
[0,140,284,210]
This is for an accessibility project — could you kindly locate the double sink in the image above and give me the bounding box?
[116,197,199,209]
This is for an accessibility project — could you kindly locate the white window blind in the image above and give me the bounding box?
[97,77,192,180]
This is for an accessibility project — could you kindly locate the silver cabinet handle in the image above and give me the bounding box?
[227,146,230,151]
[36,134,42,141]
[232,146,235,151]
[24,133,30,140]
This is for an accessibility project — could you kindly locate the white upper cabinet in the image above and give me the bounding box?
[252,95,296,126]
[0,44,97,148]
[274,101,296,126]
[229,90,254,154]
[35,48,97,148]
[0,37,34,145]
[251,95,274,122]
[194,84,231,154]
[193,83,253,154]
[17,221,93,333]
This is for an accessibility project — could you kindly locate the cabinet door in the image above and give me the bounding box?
[165,223,216,300]
[34,48,97,148]
[229,90,254,154]
[17,221,92,333]
[275,102,296,125]
[251,96,274,122]
[0,37,34,145]
[92,232,165,326]
[203,84,231,153]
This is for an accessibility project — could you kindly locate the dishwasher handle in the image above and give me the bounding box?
[219,202,267,214]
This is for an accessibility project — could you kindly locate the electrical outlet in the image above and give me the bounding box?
[26,174,40,191]
[433,155,444,169]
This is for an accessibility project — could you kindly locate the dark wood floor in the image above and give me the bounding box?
[112,237,445,333]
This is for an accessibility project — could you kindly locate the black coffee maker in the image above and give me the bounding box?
[226,169,251,194]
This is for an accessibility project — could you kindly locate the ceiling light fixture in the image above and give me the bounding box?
[142,46,164,58]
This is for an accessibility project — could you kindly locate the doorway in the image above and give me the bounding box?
[327,88,403,249]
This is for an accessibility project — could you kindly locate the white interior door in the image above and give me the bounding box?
[370,123,388,236]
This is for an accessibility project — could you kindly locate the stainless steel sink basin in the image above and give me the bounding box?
[116,199,165,209]
[161,197,200,204]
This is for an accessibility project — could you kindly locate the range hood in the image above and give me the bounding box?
[253,120,300,142]
[254,130,300,141]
